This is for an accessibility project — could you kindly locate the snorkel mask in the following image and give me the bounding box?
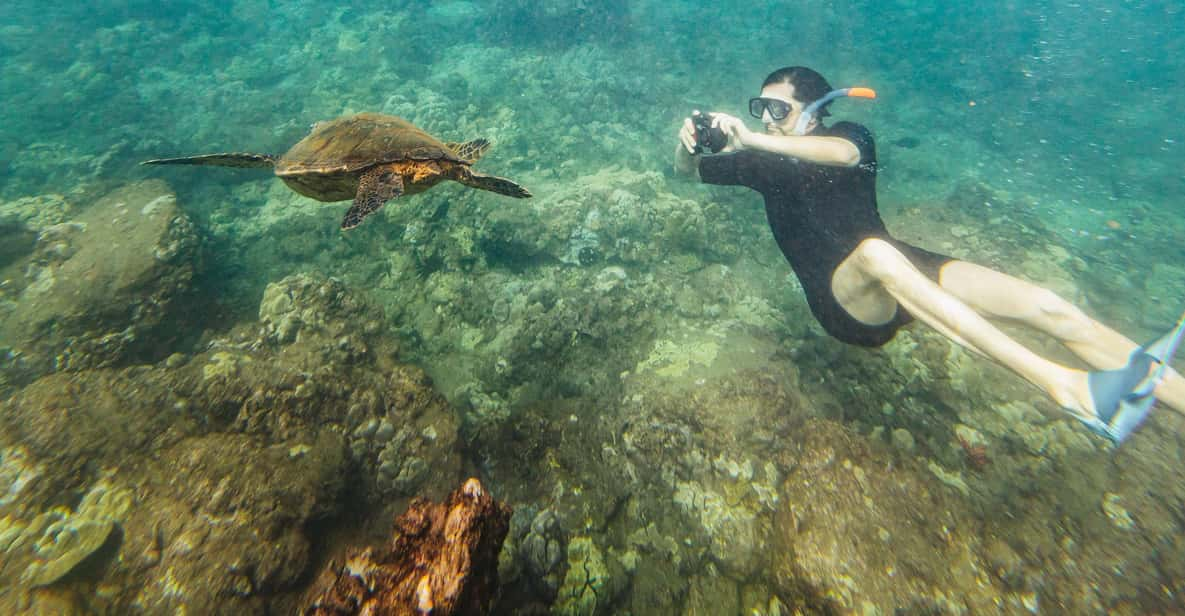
[792,87,877,135]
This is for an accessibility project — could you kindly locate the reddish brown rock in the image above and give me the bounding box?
[305,478,511,616]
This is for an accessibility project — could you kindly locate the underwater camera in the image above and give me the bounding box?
[691,111,727,154]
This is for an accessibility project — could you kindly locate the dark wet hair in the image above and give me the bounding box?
[762,66,833,118]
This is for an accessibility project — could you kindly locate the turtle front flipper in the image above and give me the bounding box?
[342,166,405,230]
[141,153,277,168]
[454,168,532,199]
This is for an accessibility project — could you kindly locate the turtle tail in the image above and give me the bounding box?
[142,153,277,169]
[445,139,490,164]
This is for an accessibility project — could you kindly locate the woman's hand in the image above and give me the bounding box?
[679,117,699,154]
[711,113,752,152]
[674,117,700,176]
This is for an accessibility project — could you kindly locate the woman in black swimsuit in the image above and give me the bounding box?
[673,66,1185,443]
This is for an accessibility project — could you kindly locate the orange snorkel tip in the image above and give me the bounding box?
[846,87,877,99]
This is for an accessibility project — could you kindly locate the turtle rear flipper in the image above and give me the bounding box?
[341,165,405,230]
[142,153,277,168]
[444,139,490,163]
[456,169,532,198]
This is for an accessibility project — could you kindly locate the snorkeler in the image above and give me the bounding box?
[674,65,1185,445]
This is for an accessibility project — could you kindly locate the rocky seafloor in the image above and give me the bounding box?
[2,155,1184,614]
[3,1,1185,614]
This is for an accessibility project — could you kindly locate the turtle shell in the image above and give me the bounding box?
[275,113,466,177]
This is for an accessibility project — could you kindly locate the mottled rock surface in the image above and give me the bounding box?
[6,3,1184,614]
[0,180,199,393]
[0,272,463,614]
[0,193,74,233]
[0,194,72,270]
[255,273,462,499]
[0,366,347,613]
[477,315,1185,614]
[305,478,511,616]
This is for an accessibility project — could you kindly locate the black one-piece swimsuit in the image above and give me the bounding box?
[698,121,951,347]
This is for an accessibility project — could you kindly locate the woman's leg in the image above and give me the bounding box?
[937,260,1185,415]
[832,239,1098,420]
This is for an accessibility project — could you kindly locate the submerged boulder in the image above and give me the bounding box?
[0,180,199,393]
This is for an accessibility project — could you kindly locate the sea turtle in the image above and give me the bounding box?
[143,113,531,229]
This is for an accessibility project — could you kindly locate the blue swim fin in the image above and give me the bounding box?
[1083,309,1185,444]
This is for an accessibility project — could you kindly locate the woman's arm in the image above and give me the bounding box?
[713,114,860,167]
[739,131,860,167]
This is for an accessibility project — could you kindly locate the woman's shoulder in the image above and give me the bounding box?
[822,121,876,166]
[823,121,874,144]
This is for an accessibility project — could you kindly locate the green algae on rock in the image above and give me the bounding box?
[22,517,114,587]
[0,479,132,590]
[553,535,631,616]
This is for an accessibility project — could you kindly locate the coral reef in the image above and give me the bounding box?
[474,308,1185,613]
[256,272,462,498]
[484,0,632,46]
[482,167,741,267]
[304,477,511,615]
[0,161,1180,616]
[2,2,1184,614]
[502,507,567,602]
[0,271,463,613]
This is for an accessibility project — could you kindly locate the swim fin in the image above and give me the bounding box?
[1083,308,1185,444]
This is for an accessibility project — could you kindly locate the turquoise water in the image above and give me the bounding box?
[2,1,1184,613]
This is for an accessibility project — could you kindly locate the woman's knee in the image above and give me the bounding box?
[852,238,908,280]
[1031,287,1090,334]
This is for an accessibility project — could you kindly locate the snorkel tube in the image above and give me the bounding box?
[793,87,877,135]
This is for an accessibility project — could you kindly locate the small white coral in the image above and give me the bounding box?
[461,477,484,499]
[343,548,378,592]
